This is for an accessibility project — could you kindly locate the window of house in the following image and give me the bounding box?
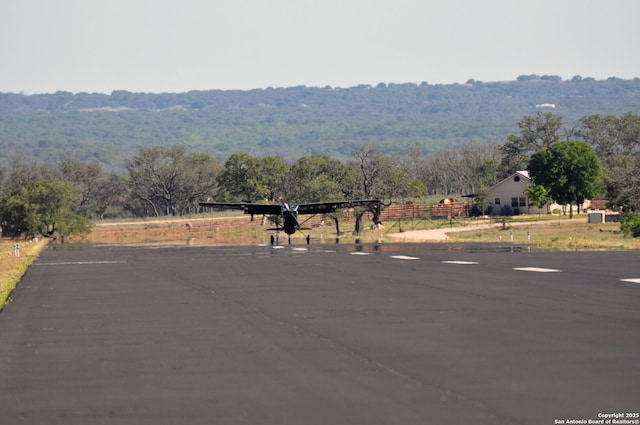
[519,197,526,207]
[511,197,518,207]
[494,198,501,205]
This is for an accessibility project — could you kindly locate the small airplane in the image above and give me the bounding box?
[199,199,382,244]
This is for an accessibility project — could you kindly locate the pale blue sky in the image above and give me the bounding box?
[1,0,638,94]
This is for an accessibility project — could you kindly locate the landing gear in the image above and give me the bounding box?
[269,231,310,246]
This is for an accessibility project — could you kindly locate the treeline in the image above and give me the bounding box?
[1,111,639,240]
[1,76,639,170]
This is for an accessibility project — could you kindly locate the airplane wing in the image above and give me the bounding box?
[199,202,282,215]
[296,199,381,214]
[200,199,381,215]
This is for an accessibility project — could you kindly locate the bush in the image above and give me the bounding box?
[621,214,640,238]
[499,205,514,216]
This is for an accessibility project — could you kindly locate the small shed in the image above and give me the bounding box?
[430,197,468,218]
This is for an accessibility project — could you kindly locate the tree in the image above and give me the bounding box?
[348,145,412,199]
[260,156,289,201]
[579,112,640,210]
[0,181,92,239]
[500,112,565,176]
[526,184,550,215]
[7,158,60,189]
[286,155,348,202]
[125,146,219,216]
[528,141,603,218]
[418,149,458,195]
[216,153,269,203]
[126,146,179,216]
[407,142,501,197]
[180,152,222,214]
[93,173,130,220]
[348,146,416,234]
[458,141,503,195]
[59,158,105,218]
[621,214,640,238]
[286,155,352,235]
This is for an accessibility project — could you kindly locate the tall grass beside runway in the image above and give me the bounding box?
[0,239,48,309]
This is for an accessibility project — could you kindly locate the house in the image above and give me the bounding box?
[488,171,540,215]
[487,171,590,215]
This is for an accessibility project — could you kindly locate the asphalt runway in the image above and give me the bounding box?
[0,242,639,425]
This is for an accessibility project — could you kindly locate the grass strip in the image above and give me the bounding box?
[0,239,48,310]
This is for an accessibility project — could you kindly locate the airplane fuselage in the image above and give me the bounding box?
[281,204,299,234]
[282,213,298,234]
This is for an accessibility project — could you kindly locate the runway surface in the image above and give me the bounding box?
[1,242,639,425]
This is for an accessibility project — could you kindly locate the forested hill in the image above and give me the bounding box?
[1,75,639,171]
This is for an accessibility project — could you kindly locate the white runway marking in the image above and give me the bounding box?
[620,278,640,284]
[442,260,479,265]
[390,255,420,260]
[35,261,127,266]
[292,248,308,252]
[513,267,561,273]
[350,252,372,256]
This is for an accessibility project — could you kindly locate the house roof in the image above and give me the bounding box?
[489,170,531,192]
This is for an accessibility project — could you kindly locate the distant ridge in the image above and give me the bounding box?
[1,76,639,170]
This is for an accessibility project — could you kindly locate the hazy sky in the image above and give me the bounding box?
[2,0,638,94]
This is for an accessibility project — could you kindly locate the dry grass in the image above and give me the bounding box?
[79,215,268,246]
[448,220,640,250]
[83,213,640,250]
[82,215,386,246]
[0,238,48,309]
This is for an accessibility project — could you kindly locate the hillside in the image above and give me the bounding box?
[1,76,639,171]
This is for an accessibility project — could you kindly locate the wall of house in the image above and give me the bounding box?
[488,174,546,215]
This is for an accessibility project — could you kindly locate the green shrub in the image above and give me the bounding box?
[621,214,640,238]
